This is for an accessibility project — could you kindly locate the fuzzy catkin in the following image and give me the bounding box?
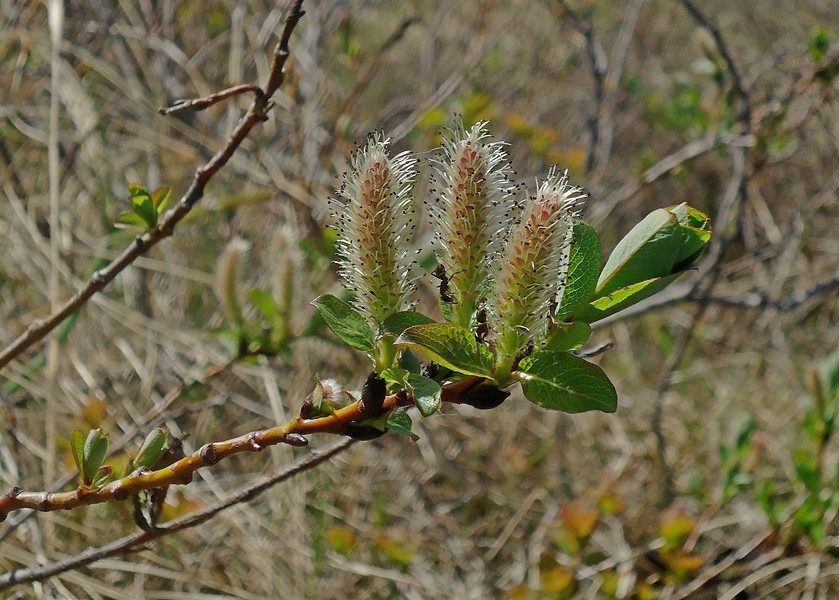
[332,133,417,326]
[429,119,516,328]
[488,168,585,362]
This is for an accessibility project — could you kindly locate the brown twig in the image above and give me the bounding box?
[158,84,264,115]
[555,0,606,174]
[0,375,485,520]
[0,438,354,591]
[0,392,389,519]
[0,0,306,373]
[677,0,751,127]
[0,359,239,542]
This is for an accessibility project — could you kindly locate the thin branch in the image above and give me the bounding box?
[0,374,487,520]
[0,0,306,373]
[0,438,354,591]
[677,0,751,127]
[158,84,264,115]
[0,359,238,542]
[0,392,391,519]
[556,0,606,174]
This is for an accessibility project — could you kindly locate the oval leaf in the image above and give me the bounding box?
[134,427,170,470]
[247,289,280,323]
[82,428,110,482]
[556,220,601,320]
[517,351,617,413]
[407,373,442,417]
[378,311,435,339]
[70,429,86,479]
[312,294,375,352]
[595,209,681,297]
[395,323,494,379]
[575,273,681,323]
[540,321,592,352]
[385,410,418,439]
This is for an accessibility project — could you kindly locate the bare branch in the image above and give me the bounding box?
[158,84,264,115]
[0,438,354,591]
[677,0,751,127]
[0,0,306,372]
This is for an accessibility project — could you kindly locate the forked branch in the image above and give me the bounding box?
[0,0,306,372]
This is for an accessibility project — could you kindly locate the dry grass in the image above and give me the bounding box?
[1,0,839,597]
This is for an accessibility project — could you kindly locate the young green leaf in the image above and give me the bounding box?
[556,221,601,320]
[91,465,113,488]
[398,348,422,375]
[82,428,110,484]
[151,186,171,214]
[395,323,494,379]
[385,410,418,439]
[378,311,435,339]
[133,427,170,470]
[312,294,375,352]
[595,209,681,297]
[114,211,150,230]
[516,351,617,413]
[380,367,410,388]
[247,289,280,324]
[70,429,86,481]
[407,373,442,417]
[669,203,711,268]
[540,321,592,352]
[128,184,157,229]
[575,273,680,323]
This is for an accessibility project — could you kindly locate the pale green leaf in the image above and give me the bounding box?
[311,294,375,352]
[395,323,494,379]
[556,220,600,320]
[517,351,617,413]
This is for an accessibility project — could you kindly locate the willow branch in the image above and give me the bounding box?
[677,0,751,126]
[0,0,305,372]
[0,391,396,519]
[0,374,487,520]
[0,359,238,542]
[0,438,354,591]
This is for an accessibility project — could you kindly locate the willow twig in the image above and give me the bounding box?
[158,84,264,115]
[0,0,306,372]
[0,438,354,590]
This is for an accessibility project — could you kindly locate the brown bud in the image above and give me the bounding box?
[359,372,386,416]
[463,384,509,410]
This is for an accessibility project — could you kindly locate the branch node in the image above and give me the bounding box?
[199,443,219,465]
[284,433,308,447]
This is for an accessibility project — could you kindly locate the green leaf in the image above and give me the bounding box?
[385,410,418,439]
[517,351,617,413]
[395,323,494,379]
[151,186,171,213]
[70,429,86,480]
[114,211,149,229]
[668,203,711,268]
[82,428,110,483]
[129,184,157,229]
[556,221,600,320]
[575,274,681,323]
[247,289,280,324]
[378,311,435,339]
[380,367,409,388]
[311,294,375,352]
[540,321,592,352]
[133,427,170,469]
[398,349,422,375]
[91,465,113,488]
[595,209,681,297]
[407,374,442,417]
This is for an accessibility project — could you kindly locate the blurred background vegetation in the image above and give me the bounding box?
[1,0,839,597]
